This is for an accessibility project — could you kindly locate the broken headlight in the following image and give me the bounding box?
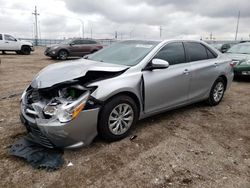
[43,90,90,123]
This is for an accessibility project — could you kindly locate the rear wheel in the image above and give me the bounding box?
[98,95,138,141]
[58,50,68,60]
[21,46,31,55]
[208,77,226,106]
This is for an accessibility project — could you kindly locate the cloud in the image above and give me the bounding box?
[0,0,249,40]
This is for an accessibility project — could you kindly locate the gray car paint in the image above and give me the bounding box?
[31,59,129,89]
[20,39,234,148]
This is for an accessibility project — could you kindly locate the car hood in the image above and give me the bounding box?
[31,59,129,89]
[20,40,33,46]
[224,53,250,61]
[46,44,60,48]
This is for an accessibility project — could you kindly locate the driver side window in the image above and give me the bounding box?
[4,34,16,41]
[154,42,186,65]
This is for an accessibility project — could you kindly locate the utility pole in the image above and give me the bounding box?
[79,19,84,38]
[115,31,118,39]
[32,6,39,46]
[235,11,240,41]
[159,26,163,38]
[210,32,213,40]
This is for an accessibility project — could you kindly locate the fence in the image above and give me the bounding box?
[19,38,117,46]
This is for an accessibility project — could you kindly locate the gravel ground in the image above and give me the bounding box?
[0,48,250,188]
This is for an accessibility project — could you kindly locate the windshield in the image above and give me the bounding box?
[210,43,222,50]
[226,43,250,54]
[87,40,159,66]
[60,39,73,45]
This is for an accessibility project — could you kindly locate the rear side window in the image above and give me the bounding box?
[185,42,208,62]
[206,48,217,59]
[0,34,2,40]
[154,42,186,65]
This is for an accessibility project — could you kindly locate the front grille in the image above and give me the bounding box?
[28,125,54,148]
[31,89,40,102]
[45,47,51,53]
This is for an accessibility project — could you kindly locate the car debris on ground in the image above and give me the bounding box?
[9,134,64,171]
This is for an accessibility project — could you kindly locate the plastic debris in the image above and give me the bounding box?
[9,134,64,171]
[67,162,74,167]
[130,135,137,141]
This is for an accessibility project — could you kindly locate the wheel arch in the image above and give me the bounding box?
[58,48,69,55]
[21,45,31,50]
[100,91,141,118]
[218,75,228,90]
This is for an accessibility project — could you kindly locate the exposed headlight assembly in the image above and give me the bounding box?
[43,91,90,123]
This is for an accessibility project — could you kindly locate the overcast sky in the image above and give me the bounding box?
[0,0,249,40]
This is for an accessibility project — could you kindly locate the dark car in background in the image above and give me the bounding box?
[210,42,237,53]
[44,38,103,60]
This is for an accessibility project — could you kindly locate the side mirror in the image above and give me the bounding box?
[70,42,75,46]
[146,59,169,70]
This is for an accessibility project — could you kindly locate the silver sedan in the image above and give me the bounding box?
[20,40,234,148]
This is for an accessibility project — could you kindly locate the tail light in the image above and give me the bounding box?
[229,61,238,67]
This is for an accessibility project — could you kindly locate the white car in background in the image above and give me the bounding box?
[0,33,34,55]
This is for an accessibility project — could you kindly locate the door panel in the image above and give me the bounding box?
[183,42,219,101]
[3,34,19,50]
[188,60,219,100]
[143,63,191,114]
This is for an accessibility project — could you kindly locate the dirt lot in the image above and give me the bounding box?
[0,47,250,188]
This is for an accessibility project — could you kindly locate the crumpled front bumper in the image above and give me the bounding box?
[44,48,58,57]
[20,101,100,149]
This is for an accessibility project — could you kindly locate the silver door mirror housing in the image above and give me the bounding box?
[149,59,169,70]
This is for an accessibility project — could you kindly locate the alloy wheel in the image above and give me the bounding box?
[108,103,134,135]
[213,82,224,102]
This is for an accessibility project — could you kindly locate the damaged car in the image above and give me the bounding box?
[20,40,234,149]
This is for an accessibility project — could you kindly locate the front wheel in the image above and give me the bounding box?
[98,95,138,142]
[208,77,226,106]
[21,46,31,55]
[58,50,68,60]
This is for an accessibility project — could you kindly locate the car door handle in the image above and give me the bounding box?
[5,42,9,43]
[183,69,189,75]
[214,63,218,67]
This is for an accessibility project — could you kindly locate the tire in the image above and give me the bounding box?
[98,95,139,142]
[21,46,31,55]
[207,77,226,106]
[58,50,68,60]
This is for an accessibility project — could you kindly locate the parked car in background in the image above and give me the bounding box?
[20,40,233,149]
[210,42,237,53]
[225,42,250,77]
[44,38,103,60]
[0,33,34,55]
